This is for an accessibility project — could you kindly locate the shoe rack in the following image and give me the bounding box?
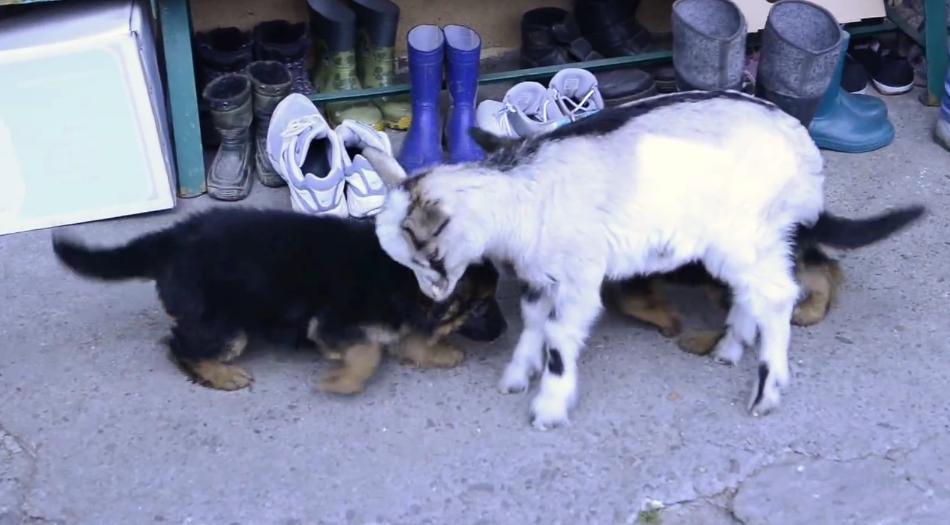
[34,0,938,198]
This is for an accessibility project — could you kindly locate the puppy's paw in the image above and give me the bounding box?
[319,370,365,395]
[529,394,570,430]
[676,330,724,356]
[428,347,465,368]
[658,314,683,338]
[792,300,828,326]
[188,362,254,391]
[499,362,532,394]
[748,362,787,416]
[408,344,465,369]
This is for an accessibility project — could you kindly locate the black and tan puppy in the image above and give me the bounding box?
[52,208,506,394]
[605,206,923,354]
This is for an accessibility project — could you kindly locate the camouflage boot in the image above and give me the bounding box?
[352,0,412,130]
[308,0,383,130]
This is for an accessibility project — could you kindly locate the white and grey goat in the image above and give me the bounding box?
[362,90,921,429]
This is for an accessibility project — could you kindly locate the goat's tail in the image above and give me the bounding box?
[795,205,925,249]
[52,228,177,281]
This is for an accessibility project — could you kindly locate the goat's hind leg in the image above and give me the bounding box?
[728,256,798,415]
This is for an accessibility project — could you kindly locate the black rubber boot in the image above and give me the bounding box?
[520,7,602,67]
[246,61,292,187]
[203,73,254,201]
[574,0,655,58]
[194,28,253,146]
[252,20,316,95]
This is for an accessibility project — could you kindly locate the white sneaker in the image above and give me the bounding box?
[476,81,566,138]
[267,94,348,218]
[549,68,604,122]
[335,120,391,218]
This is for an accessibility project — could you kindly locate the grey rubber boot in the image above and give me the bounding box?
[203,73,254,201]
[246,61,292,187]
[672,0,747,91]
[755,0,843,126]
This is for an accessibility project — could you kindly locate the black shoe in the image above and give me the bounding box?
[194,27,253,146]
[596,68,656,106]
[253,20,316,95]
[520,7,602,67]
[841,54,869,94]
[852,43,914,95]
[574,0,655,58]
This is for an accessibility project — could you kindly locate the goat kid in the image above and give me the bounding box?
[362,90,923,429]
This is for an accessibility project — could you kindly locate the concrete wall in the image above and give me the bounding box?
[189,0,674,58]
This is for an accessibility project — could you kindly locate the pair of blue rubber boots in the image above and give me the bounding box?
[398,25,484,174]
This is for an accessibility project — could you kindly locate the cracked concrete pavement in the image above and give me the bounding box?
[1,91,949,524]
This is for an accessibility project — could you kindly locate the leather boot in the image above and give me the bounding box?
[195,27,253,89]
[246,61,293,187]
[809,31,895,152]
[574,0,655,58]
[520,7,602,67]
[755,0,842,126]
[307,0,383,129]
[194,27,252,146]
[203,73,254,201]
[252,20,316,95]
[672,0,747,91]
[397,25,444,174]
[352,0,413,130]
[444,25,483,164]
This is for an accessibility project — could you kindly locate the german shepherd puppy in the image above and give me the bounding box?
[52,208,507,394]
[605,206,923,355]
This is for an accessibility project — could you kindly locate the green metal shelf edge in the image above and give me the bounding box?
[309,21,897,104]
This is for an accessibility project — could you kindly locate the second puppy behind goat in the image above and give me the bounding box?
[606,209,922,353]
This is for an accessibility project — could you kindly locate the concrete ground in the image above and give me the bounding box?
[2,90,949,525]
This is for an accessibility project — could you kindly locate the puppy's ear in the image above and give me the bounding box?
[469,127,519,153]
[361,146,408,187]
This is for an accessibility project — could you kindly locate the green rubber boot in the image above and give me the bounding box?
[353,0,412,130]
[308,0,383,130]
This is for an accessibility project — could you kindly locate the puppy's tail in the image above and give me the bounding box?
[52,228,176,281]
[796,205,925,249]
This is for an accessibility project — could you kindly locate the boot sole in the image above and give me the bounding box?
[384,116,412,131]
[872,79,914,96]
[328,114,385,132]
[607,85,659,108]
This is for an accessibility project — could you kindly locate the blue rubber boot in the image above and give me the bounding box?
[809,30,895,153]
[398,25,444,174]
[444,25,484,164]
[934,52,950,151]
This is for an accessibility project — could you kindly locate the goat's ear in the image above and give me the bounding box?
[469,127,518,153]
[361,146,408,187]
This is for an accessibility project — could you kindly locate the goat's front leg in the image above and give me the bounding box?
[499,285,553,393]
[530,283,603,430]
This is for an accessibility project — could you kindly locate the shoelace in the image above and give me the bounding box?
[554,87,598,122]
